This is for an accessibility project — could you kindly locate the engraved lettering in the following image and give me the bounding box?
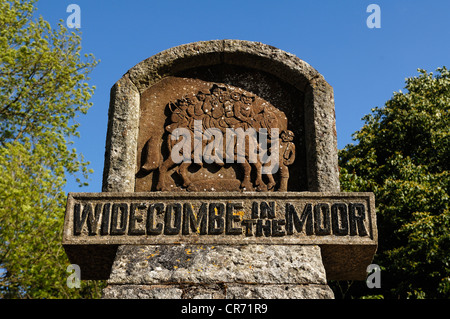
[208,203,224,235]
[285,203,313,235]
[164,203,182,235]
[182,203,208,235]
[110,203,128,235]
[73,203,102,235]
[256,219,271,237]
[128,203,147,235]
[272,219,286,237]
[100,203,111,235]
[349,203,368,236]
[314,203,331,236]
[260,201,275,219]
[146,203,164,235]
[331,203,349,236]
[226,202,243,235]
[241,219,257,236]
[69,198,372,239]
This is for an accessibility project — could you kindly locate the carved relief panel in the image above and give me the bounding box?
[135,66,306,192]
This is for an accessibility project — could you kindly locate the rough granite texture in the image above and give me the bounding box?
[103,245,334,299]
[102,284,334,299]
[102,74,140,193]
[108,245,327,285]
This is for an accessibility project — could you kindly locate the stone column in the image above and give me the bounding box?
[102,245,334,299]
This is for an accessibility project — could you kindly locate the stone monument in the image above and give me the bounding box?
[63,40,377,299]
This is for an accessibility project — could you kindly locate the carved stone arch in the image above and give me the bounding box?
[102,40,339,193]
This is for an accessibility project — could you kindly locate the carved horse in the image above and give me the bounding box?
[141,127,266,192]
[139,86,287,192]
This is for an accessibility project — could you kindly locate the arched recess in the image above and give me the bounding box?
[102,40,339,193]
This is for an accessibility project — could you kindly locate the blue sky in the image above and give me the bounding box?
[33,0,450,193]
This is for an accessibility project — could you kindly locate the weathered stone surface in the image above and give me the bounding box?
[181,284,227,299]
[102,74,140,193]
[225,284,334,299]
[305,78,339,192]
[101,283,333,299]
[128,40,318,94]
[108,245,327,285]
[102,284,183,299]
[103,244,334,299]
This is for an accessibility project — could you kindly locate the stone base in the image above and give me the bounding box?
[102,283,334,299]
[102,244,334,299]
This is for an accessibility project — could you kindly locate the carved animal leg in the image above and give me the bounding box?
[187,162,203,192]
[240,160,253,191]
[141,137,161,171]
[266,173,276,191]
[156,157,175,191]
[253,161,267,192]
[279,178,288,192]
[178,162,192,188]
[278,165,289,192]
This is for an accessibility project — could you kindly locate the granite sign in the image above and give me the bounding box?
[65,192,375,243]
[63,40,377,298]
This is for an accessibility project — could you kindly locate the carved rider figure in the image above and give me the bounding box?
[165,98,189,133]
[234,93,256,130]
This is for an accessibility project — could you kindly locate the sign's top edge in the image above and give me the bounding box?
[67,191,374,199]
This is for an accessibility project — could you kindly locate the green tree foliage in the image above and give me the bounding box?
[0,0,103,298]
[337,67,449,298]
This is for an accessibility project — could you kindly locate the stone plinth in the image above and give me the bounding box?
[102,245,334,299]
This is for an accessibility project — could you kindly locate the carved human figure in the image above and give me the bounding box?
[262,129,295,191]
[219,90,241,129]
[278,130,295,191]
[234,93,256,130]
[210,84,226,120]
[165,98,189,133]
[194,90,208,116]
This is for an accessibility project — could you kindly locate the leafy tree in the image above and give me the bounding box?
[336,67,449,298]
[0,0,103,298]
